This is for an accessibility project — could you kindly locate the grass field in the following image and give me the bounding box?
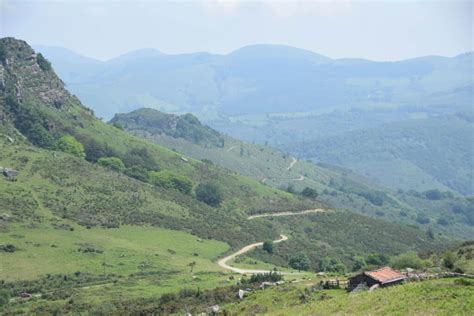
[224,278,474,315]
[0,224,228,281]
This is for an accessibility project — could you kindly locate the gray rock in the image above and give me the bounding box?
[207,304,220,314]
[1,167,18,180]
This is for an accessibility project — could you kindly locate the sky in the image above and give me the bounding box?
[1,0,472,61]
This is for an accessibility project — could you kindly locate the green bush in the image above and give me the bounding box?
[318,257,346,273]
[27,123,54,148]
[124,165,150,183]
[301,187,318,199]
[366,253,390,266]
[0,289,10,307]
[390,251,427,269]
[149,170,193,194]
[36,53,52,71]
[195,183,223,206]
[443,252,456,270]
[55,135,85,159]
[289,253,310,271]
[263,241,273,254]
[98,157,126,172]
[242,271,282,284]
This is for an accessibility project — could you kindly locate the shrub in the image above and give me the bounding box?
[195,183,223,206]
[289,253,310,271]
[26,123,54,148]
[424,189,443,200]
[242,271,283,284]
[0,289,10,306]
[416,214,430,225]
[301,187,318,199]
[352,256,366,271]
[36,53,52,71]
[149,171,193,194]
[55,135,85,159]
[122,147,159,171]
[124,165,150,183]
[443,252,456,270]
[366,253,389,266]
[390,251,427,269]
[263,241,273,254]
[97,157,126,172]
[0,244,16,253]
[75,134,118,162]
[318,257,346,273]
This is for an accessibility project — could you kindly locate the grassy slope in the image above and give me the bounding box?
[112,108,474,240]
[224,278,474,315]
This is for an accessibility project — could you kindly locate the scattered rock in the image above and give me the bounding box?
[237,289,248,299]
[369,284,380,292]
[207,304,220,314]
[259,281,274,289]
[1,167,18,180]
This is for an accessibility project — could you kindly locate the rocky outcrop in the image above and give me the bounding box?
[0,37,72,109]
[0,166,18,180]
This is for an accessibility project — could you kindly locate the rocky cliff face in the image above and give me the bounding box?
[0,37,78,110]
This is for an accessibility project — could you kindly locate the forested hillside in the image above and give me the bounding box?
[284,112,474,195]
[111,108,474,240]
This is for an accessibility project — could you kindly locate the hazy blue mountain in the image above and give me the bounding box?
[35,45,473,119]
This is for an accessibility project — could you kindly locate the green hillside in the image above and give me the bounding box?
[284,112,474,195]
[111,108,474,240]
[0,37,468,313]
[223,278,474,315]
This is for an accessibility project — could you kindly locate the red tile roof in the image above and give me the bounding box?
[364,266,405,284]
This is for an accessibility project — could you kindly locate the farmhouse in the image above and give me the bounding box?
[348,266,406,291]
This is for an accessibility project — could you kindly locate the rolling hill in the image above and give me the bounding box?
[35,44,473,119]
[110,108,474,240]
[1,37,463,313]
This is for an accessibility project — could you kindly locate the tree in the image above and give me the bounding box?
[352,256,366,271]
[424,189,443,200]
[301,187,318,199]
[149,170,193,194]
[443,252,456,270]
[55,135,85,158]
[97,157,126,172]
[124,165,150,183]
[27,123,54,148]
[289,253,310,271]
[318,257,346,273]
[263,241,273,254]
[366,253,389,266]
[390,251,427,269]
[36,53,52,71]
[196,183,223,207]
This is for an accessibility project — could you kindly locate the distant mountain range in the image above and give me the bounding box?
[35,44,474,196]
[35,44,473,119]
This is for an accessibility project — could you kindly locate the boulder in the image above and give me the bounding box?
[1,167,18,180]
[237,289,248,299]
[207,305,220,314]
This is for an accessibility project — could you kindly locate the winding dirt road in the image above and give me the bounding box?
[247,208,326,220]
[218,208,328,274]
[287,157,297,170]
[217,235,288,274]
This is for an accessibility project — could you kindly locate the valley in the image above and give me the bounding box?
[0,37,472,314]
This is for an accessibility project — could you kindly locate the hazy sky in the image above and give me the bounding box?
[1,0,472,61]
